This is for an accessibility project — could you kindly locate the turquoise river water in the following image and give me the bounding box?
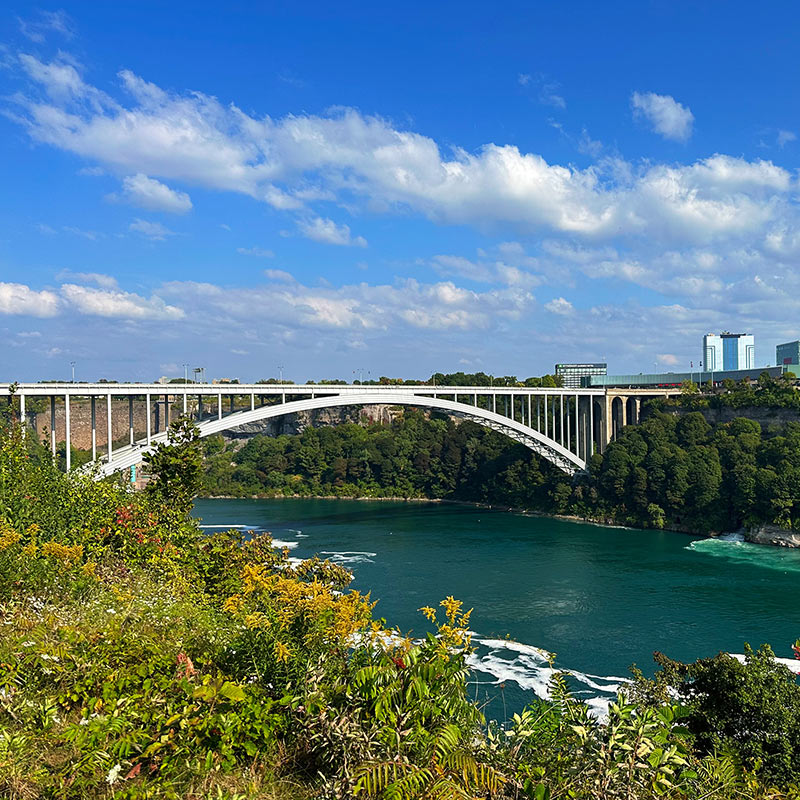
[192,498,800,719]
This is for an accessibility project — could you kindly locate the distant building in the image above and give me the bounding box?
[211,378,239,384]
[776,340,800,374]
[555,362,607,389]
[586,365,784,389]
[703,332,754,371]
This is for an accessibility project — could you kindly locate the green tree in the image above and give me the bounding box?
[144,418,203,514]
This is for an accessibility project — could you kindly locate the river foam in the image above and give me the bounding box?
[467,636,630,719]
[686,536,800,573]
[319,550,377,565]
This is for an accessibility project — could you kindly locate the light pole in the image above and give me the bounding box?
[278,365,284,385]
[70,361,76,383]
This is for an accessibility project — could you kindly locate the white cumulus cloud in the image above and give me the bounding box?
[111,174,192,213]
[0,283,60,317]
[60,284,184,320]
[14,56,799,248]
[55,270,118,289]
[297,217,367,247]
[544,297,574,315]
[129,218,176,240]
[631,91,694,142]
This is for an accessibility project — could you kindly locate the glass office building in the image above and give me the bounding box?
[555,363,607,389]
[776,340,800,373]
[703,332,754,371]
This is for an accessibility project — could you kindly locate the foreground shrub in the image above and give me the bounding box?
[2,418,800,799]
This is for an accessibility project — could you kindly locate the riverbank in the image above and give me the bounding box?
[200,492,786,546]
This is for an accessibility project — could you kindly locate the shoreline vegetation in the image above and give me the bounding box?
[4,415,800,797]
[199,377,800,548]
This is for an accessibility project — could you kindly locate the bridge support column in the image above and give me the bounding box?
[165,394,170,429]
[65,394,71,471]
[183,392,187,416]
[230,395,234,414]
[146,394,151,445]
[198,395,203,420]
[218,393,222,420]
[50,395,56,456]
[91,396,97,461]
[250,393,255,411]
[560,395,564,446]
[129,397,134,445]
[604,395,614,446]
[107,394,113,464]
[544,395,548,438]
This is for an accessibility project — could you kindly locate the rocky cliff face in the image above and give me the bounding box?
[222,404,399,440]
[664,405,800,427]
[26,399,163,450]
[745,524,800,548]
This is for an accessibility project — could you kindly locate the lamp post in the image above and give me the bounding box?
[70,361,76,383]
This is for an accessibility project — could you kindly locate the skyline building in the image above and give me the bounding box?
[555,362,607,389]
[703,332,755,371]
[776,340,800,373]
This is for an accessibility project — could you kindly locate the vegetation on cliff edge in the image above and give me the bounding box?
[3,414,800,798]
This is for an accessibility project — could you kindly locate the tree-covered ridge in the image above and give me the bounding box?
[203,407,800,535]
[583,411,800,533]
[202,409,566,504]
[3,417,800,797]
[665,371,800,410]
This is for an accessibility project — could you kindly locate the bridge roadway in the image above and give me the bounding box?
[2,383,679,476]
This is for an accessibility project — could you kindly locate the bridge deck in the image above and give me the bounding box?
[2,382,606,397]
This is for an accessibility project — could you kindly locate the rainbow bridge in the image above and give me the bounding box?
[2,383,679,476]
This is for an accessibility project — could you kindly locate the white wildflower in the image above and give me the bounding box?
[106,763,122,785]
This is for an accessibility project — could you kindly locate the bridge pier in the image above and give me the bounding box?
[65,394,71,470]
[91,396,96,461]
[50,396,56,456]
[107,394,113,464]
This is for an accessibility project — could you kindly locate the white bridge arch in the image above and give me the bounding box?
[101,392,589,477]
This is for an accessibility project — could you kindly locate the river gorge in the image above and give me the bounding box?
[193,497,800,719]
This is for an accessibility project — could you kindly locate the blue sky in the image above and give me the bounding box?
[2,1,800,382]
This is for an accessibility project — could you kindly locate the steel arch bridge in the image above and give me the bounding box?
[103,392,588,476]
[2,382,678,478]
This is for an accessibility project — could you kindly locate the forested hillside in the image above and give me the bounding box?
[202,407,800,535]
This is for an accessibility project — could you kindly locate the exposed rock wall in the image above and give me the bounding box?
[25,399,165,450]
[223,404,399,441]
[745,524,800,548]
[660,405,800,428]
[24,397,422,450]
